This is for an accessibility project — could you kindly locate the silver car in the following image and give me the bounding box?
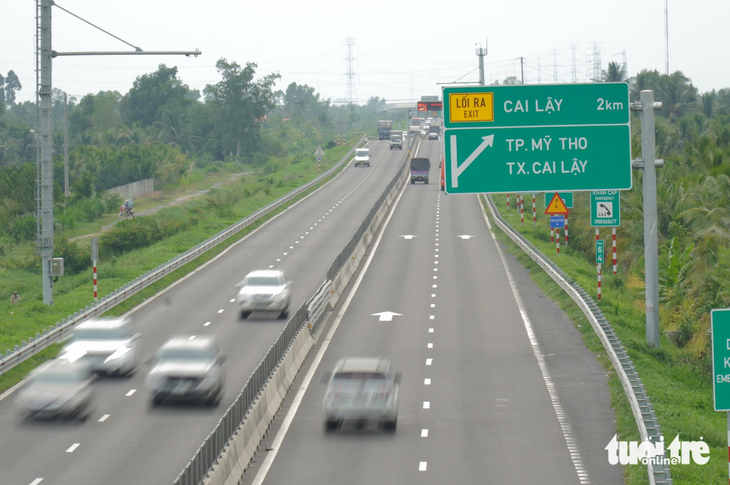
[322,357,400,432]
[59,317,141,376]
[16,358,95,421]
[236,269,292,319]
[145,335,225,406]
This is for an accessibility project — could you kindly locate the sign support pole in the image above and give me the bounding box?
[564,213,569,247]
[556,228,560,254]
[93,260,98,301]
[639,90,661,348]
[550,227,554,243]
[598,264,602,300]
[520,195,524,225]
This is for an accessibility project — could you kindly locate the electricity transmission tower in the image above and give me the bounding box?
[343,38,358,104]
[587,42,602,82]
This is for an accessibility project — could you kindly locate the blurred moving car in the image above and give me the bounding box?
[59,317,141,376]
[322,357,400,432]
[428,132,439,141]
[353,148,371,167]
[145,335,225,407]
[236,269,292,319]
[16,359,95,421]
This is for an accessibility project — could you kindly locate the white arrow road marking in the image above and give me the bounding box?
[450,134,494,188]
[371,311,402,322]
[400,235,418,240]
[456,235,475,240]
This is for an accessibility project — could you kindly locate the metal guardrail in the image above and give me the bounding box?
[482,194,672,485]
[173,138,417,485]
[173,302,309,485]
[0,138,366,376]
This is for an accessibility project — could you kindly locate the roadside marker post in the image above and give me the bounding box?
[532,194,536,227]
[507,193,510,209]
[565,213,569,247]
[596,239,605,300]
[612,227,617,274]
[91,237,99,302]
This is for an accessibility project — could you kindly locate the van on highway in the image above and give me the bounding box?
[354,148,370,167]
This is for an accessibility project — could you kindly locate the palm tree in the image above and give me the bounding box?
[656,71,698,119]
[631,69,660,101]
[602,61,627,82]
[700,90,716,118]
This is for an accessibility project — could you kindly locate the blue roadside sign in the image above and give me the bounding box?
[550,215,565,229]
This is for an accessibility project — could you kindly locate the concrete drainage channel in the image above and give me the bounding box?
[481,194,672,485]
[0,138,367,377]
[173,143,417,485]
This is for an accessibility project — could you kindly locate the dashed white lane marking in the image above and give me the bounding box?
[423,401,430,409]
[30,479,43,485]
[429,328,434,333]
[126,389,136,397]
[426,359,433,365]
[421,429,429,437]
[283,252,288,255]
[204,322,211,327]
[432,284,437,288]
[289,246,293,249]
[431,294,436,297]
[98,414,110,422]
[188,335,196,340]
[433,268,437,272]
[433,276,437,279]
[295,241,299,244]
[276,259,281,262]
[66,443,80,453]
[429,315,435,319]
[217,309,224,313]
[427,343,433,348]
[480,195,591,484]
[269,265,274,268]
[430,304,435,308]
[424,378,431,385]
[419,462,428,471]
[300,236,304,239]
[229,298,235,302]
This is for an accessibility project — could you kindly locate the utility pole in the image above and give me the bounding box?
[518,57,525,84]
[664,0,669,75]
[36,0,200,305]
[64,92,69,199]
[475,40,487,85]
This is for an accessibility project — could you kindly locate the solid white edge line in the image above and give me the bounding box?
[477,194,591,485]
[250,157,410,485]
[0,378,27,402]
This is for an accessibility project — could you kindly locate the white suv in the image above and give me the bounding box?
[353,148,370,167]
[59,318,141,377]
[236,269,292,319]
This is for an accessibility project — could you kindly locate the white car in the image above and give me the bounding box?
[323,356,400,432]
[59,318,141,376]
[145,335,225,407]
[16,358,96,421]
[236,269,292,319]
[353,148,370,167]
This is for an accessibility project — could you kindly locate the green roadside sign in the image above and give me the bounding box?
[442,83,631,195]
[591,190,621,226]
[712,309,730,411]
[544,192,573,209]
[596,240,604,264]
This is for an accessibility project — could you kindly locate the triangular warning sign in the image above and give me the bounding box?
[545,192,569,215]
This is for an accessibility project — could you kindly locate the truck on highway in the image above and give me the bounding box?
[389,132,402,150]
[410,157,430,184]
[377,120,393,140]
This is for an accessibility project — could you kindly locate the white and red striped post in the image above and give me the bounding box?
[556,228,560,254]
[507,193,510,210]
[343,133,346,145]
[337,134,340,147]
[551,227,554,243]
[612,227,617,274]
[532,194,536,227]
[564,213,569,247]
[597,263,602,300]
[520,195,524,225]
[726,412,730,485]
[93,260,98,301]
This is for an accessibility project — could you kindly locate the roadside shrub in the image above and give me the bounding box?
[8,215,36,243]
[100,216,189,256]
[54,236,91,274]
[325,141,336,149]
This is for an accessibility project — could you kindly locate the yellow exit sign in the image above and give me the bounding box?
[448,92,494,123]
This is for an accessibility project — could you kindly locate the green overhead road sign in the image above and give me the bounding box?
[596,240,605,264]
[544,192,573,209]
[712,309,730,411]
[442,83,631,195]
[591,190,621,226]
